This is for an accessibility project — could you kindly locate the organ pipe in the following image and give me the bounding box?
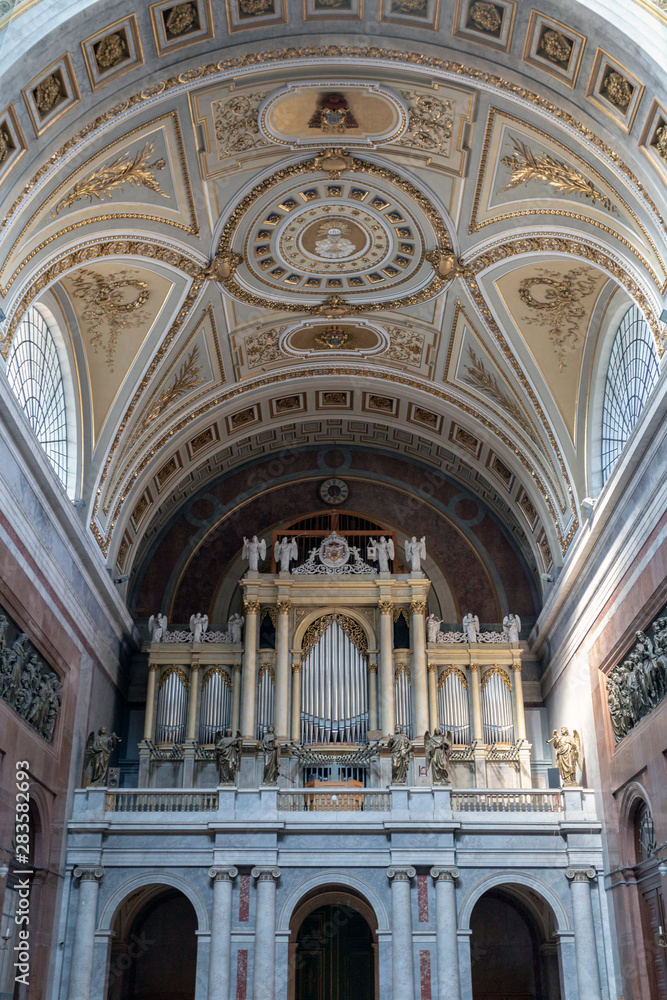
[198,668,232,743]
[394,663,413,738]
[300,619,368,744]
[155,668,188,743]
[256,664,275,739]
[437,668,470,744]
[481,668,514,743]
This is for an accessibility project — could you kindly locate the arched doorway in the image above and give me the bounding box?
[290,889,378,1000]
[107,887,197,1000]
[470,887,561,1000]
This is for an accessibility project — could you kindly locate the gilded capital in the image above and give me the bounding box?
[411,599,428,616]
[469,663,480,672]
[148,662,159,672]
[427,662,437,673]
[243,599,261,615]
[378,600,393,615]
[276,600,292,615]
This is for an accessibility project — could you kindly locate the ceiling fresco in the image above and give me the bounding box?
[0,0,665,604]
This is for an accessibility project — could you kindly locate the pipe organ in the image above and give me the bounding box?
[481,668,515,743]
[300,617,368,744]
[394,661,413,738]
[199,668,232,744]
[437,668,470,744]
[256,663,275,739]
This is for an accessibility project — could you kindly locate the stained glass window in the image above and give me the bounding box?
[601,306,659,484]
[6,306,69,489]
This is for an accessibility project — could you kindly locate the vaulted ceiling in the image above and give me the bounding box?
[0,0,665,608]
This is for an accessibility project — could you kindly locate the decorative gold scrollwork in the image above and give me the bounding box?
[301,613,368,658]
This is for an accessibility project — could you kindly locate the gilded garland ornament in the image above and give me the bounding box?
[52,142,169,216]
[500,139,615,212]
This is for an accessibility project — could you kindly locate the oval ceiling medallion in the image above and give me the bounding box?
[259,83,408,148]
[215,156,451,312]
[281,319,387,355]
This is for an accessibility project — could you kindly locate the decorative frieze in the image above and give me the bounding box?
[606,613,667,742]
[0,606,62,742]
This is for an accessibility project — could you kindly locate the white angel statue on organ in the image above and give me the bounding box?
[368,536,394,572]
[404,536,426,572]
[190,613,208,643]
[274,536,298,572]
[243,535,267,571]
[148,613,168,643]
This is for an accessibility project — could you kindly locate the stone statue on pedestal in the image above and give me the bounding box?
[503,613,521,644]
[261,725,280,784]
[214,729,243,784]
[547,726,582,785]
[148,613,168,643]
[388,727,412,784]
[84,727,121,786]
[404,535,426,572]
[425,614,443,643]
[243,535,267,571]
[227,613,244,643]
[367,536,394,572]
[274,536,298,572]
[424,728,452,784]
[190,613,208,642]
[462,613,480,643]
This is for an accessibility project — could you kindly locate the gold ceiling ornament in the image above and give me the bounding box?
[311,293,358,318]
[213,92,270,159]
[500,138,615,213]
[202,250,243,283]
[34,74,62,115]
[51,142,169,216]
[653,123,667,160]
[462,345,538,443]
[244,327,284,367]
[384,327,424,365]
[0,126,12,165]
[307,148,355,177]
[426,247,469,280]
[94,33,128,70]
[131,344,205,442]
[3,45,664,250]
[396,92,454,155]
[70,268,151,371]
[469,1,502,32]
[166,2,198,35]
[314,328,351,349]
[601,71,634,111]
[518,266,603,369]
[301,613,368,658]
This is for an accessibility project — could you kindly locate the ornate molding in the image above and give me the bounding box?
[411,599,428,616]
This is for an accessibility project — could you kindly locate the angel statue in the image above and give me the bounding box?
[189,613,208,643]
[462,613,480,644]
[274,536,298,573]
[547,726,582,785]
[388,726,412,784]
[84,727,121,786]
[424,727,452,785]
[261,725,281,785]
[243,535,267,572]
[368,535,394,572]
[148,613,168,643]
[426,613,443,644]
[503,613,521,644]
[227,613,244,644]
[214,729,243,784]
[404,536,426,573]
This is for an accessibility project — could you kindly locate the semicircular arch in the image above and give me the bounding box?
[458,870,571,933]
[97,870,209,934]
[277,869,389,933]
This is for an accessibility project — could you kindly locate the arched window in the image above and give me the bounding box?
[601,305,659,484]
[6,306,72,493]
[634,801,657,864]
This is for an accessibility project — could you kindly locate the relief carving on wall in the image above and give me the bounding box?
[606,616,667,742]
[52,141,169,216]
[500,139,615,212]
[383,327,424,365]
[0,607,62,742]
[244,327,284,367]
[518,266,602,368]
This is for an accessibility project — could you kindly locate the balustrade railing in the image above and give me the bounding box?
[278,789,391,812]
[105,790,218,812]
[451,790,563,812]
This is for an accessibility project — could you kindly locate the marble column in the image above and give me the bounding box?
[565,867,602,1000]
[387,866,416,1000]
[67,866,104,1000]
[274,601,291,738]
[186,658,200,741]
[430,868,461,1000]
[469,664,483,741]
[379,602,395,734]
[231,663,241,733]
[208,866,238,1000]
[291,655,301,740]
[252,867,281,1000]
[427,663,439,731]
[511,662,527,740]
[143,663,158,740]
[368,656,378,732]
[411,600,429,736]
[240,600,260,738]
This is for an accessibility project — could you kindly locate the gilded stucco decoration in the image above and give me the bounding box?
[212,92,271,159]
[302,613,368,657]
[462,346,537,442]
[383,327,424,365]
[517,266,603,369]
[500,139,615,213]
[69,268,151,370]
[131,345,205,441]
[244,328,284,367]
[396,91,454,156]
[52,142,169,216]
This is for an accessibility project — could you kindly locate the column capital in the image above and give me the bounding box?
[512,661,522,672]
[411,599,428,616]
[209,866,238,882]
[430,866,460,883]
[72,866,104,882]
[469,662,480,672]
[148,661,159,672]
[386,866,416,882]
[252,866,281,882]
[378,600,393,615]
[369,662,378,673]
[244,599,261,614]
[276,600,291,614]
[565,866,596,883]
[427,662,437,673]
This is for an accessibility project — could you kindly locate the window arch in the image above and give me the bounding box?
[6,305,74,494]
[601,305,659,484]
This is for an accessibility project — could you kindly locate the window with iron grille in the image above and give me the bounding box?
[6,306,70,490]
[601,305,659,484]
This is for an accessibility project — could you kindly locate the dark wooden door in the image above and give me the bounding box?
[295,904,374,1000]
